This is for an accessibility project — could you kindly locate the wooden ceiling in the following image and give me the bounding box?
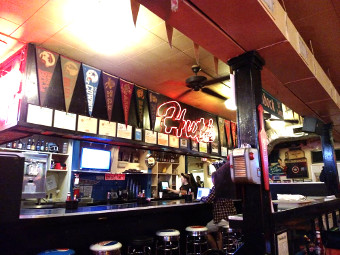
[1,0,340,140]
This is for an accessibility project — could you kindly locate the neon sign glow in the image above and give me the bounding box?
[157,101,216,143]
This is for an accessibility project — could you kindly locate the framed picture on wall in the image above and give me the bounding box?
[211,141,219,154]
[180,138,188,149]
[134,128,142,141]
[191,140,199,151]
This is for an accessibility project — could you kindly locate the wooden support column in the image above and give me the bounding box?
[321,123,340,196]
[228,51,273,254]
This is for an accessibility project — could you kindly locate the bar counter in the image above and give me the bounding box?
[20,199,203,219]
[3,199,212,254]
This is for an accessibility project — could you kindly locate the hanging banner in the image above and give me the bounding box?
[60,56,80,112]
[102,72,118,122]
[262,89,283,119]
[82,64,101,117]
[218,117,226,147]
[225,120,232,148]
[165,22,173,48]
[35,47,59,106]
[148,91,159,131]
[134,86,146,128]
[120,79,134,127]
[130,0,140,26]
[231,121,237,148]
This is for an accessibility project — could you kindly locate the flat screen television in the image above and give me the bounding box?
[80,147,111,171]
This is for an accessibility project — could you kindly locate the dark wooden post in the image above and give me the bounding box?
[228,51,273,254]
[321,123,340,196]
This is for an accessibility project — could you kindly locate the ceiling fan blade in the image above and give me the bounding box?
[176,89,193,100]
[201,87,228,100]
[202,75,230,86]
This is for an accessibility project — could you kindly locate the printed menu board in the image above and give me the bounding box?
[77,115,98,134]
[99,120,116,137]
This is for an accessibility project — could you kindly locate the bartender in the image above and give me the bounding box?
[167,173,192,195]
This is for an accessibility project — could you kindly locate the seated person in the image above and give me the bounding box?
[201,162,237,250]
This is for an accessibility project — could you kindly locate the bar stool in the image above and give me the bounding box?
[90,241,122,255]
[221,226,242,255]
[155,229,180,255]
[37,249,75,255]
[127,236,153,255]
[185,226,208,255]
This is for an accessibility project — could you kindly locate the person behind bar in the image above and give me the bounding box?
[196,175,204,188]
[201,161,237,250]
[167,173,193,195]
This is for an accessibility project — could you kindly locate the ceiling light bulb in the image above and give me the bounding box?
[224,100,237,110]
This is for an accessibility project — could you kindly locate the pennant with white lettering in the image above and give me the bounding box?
[134,85,146,128]
[82,64,101,117]
[102,72,118,122]
[120,79,134,127]
[148,90,159,131]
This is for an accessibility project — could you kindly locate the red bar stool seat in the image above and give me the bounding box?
[185,225,208,255]
[37,249,75,255]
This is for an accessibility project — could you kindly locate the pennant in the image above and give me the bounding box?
[35,47,59,106]
[82,64,101,117]
[165,22,173,48]
[102,72,118,122]
[193,42,200,64]
[218,117,226,147]
[225,120,232,148]
[134,86,146,128]
[214,56,219,75]
[148,90,159,131]
[60,56,80,112]
[231,121,237,148]
[120,79,134,127]
[130,0,140,27]
[171,0,179,12]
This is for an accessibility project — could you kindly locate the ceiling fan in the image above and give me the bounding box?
[176,65,230,100]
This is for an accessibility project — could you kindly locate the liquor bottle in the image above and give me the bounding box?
[45,142,49,152]
[26,138,32,150]
[36,140,40,151]
[31,139,36,151]
[40,140,45,151]
[6,142,12,148]
[66,192,71,201]
[12,140,17,149]
[17,140,23,149]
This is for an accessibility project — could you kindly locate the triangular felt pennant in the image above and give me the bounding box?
[171,0,179,12]
[148,90,159,131]
[82,64,101,117]
[214,56,219,75]
[193,42,200,64]
[225,119,232,148]
[35,46,59,106]
[120,79,134,127]
[102,72,118,122]
[165,22,173,48]
[60,56,81,112]
[130,0,140,27]
[231,121,237,148]
[134,85,146,128]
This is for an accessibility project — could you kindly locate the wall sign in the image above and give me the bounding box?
[105,174,125,181]
[262,89,283,119]
[157,100,216,143]
[277,232,289,255]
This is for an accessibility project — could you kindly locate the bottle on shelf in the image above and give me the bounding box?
[12,140,17,149]
[6,142,12,148]
[45,142,49,152]
[36,140,40,151]
[26,139,32,150]
[31,139,36,151]
[66,192,71,201]
[17,140,23,149]
[40,140,45,151]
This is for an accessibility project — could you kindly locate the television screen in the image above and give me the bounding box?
[80,148,111,171]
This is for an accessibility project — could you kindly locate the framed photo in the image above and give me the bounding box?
[191,140,199,151]
[211,141,219,154]
[199,142,208,153]
[158,133,169,146]
[116,123,132,139]
[180,138,188,149]
[98,120,116,137]
[134,128,142,141]
[221,147,228,157]
[144,130,157,144]
[169,135,179,148]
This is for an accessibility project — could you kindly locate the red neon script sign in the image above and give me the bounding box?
[157,101,215,143]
